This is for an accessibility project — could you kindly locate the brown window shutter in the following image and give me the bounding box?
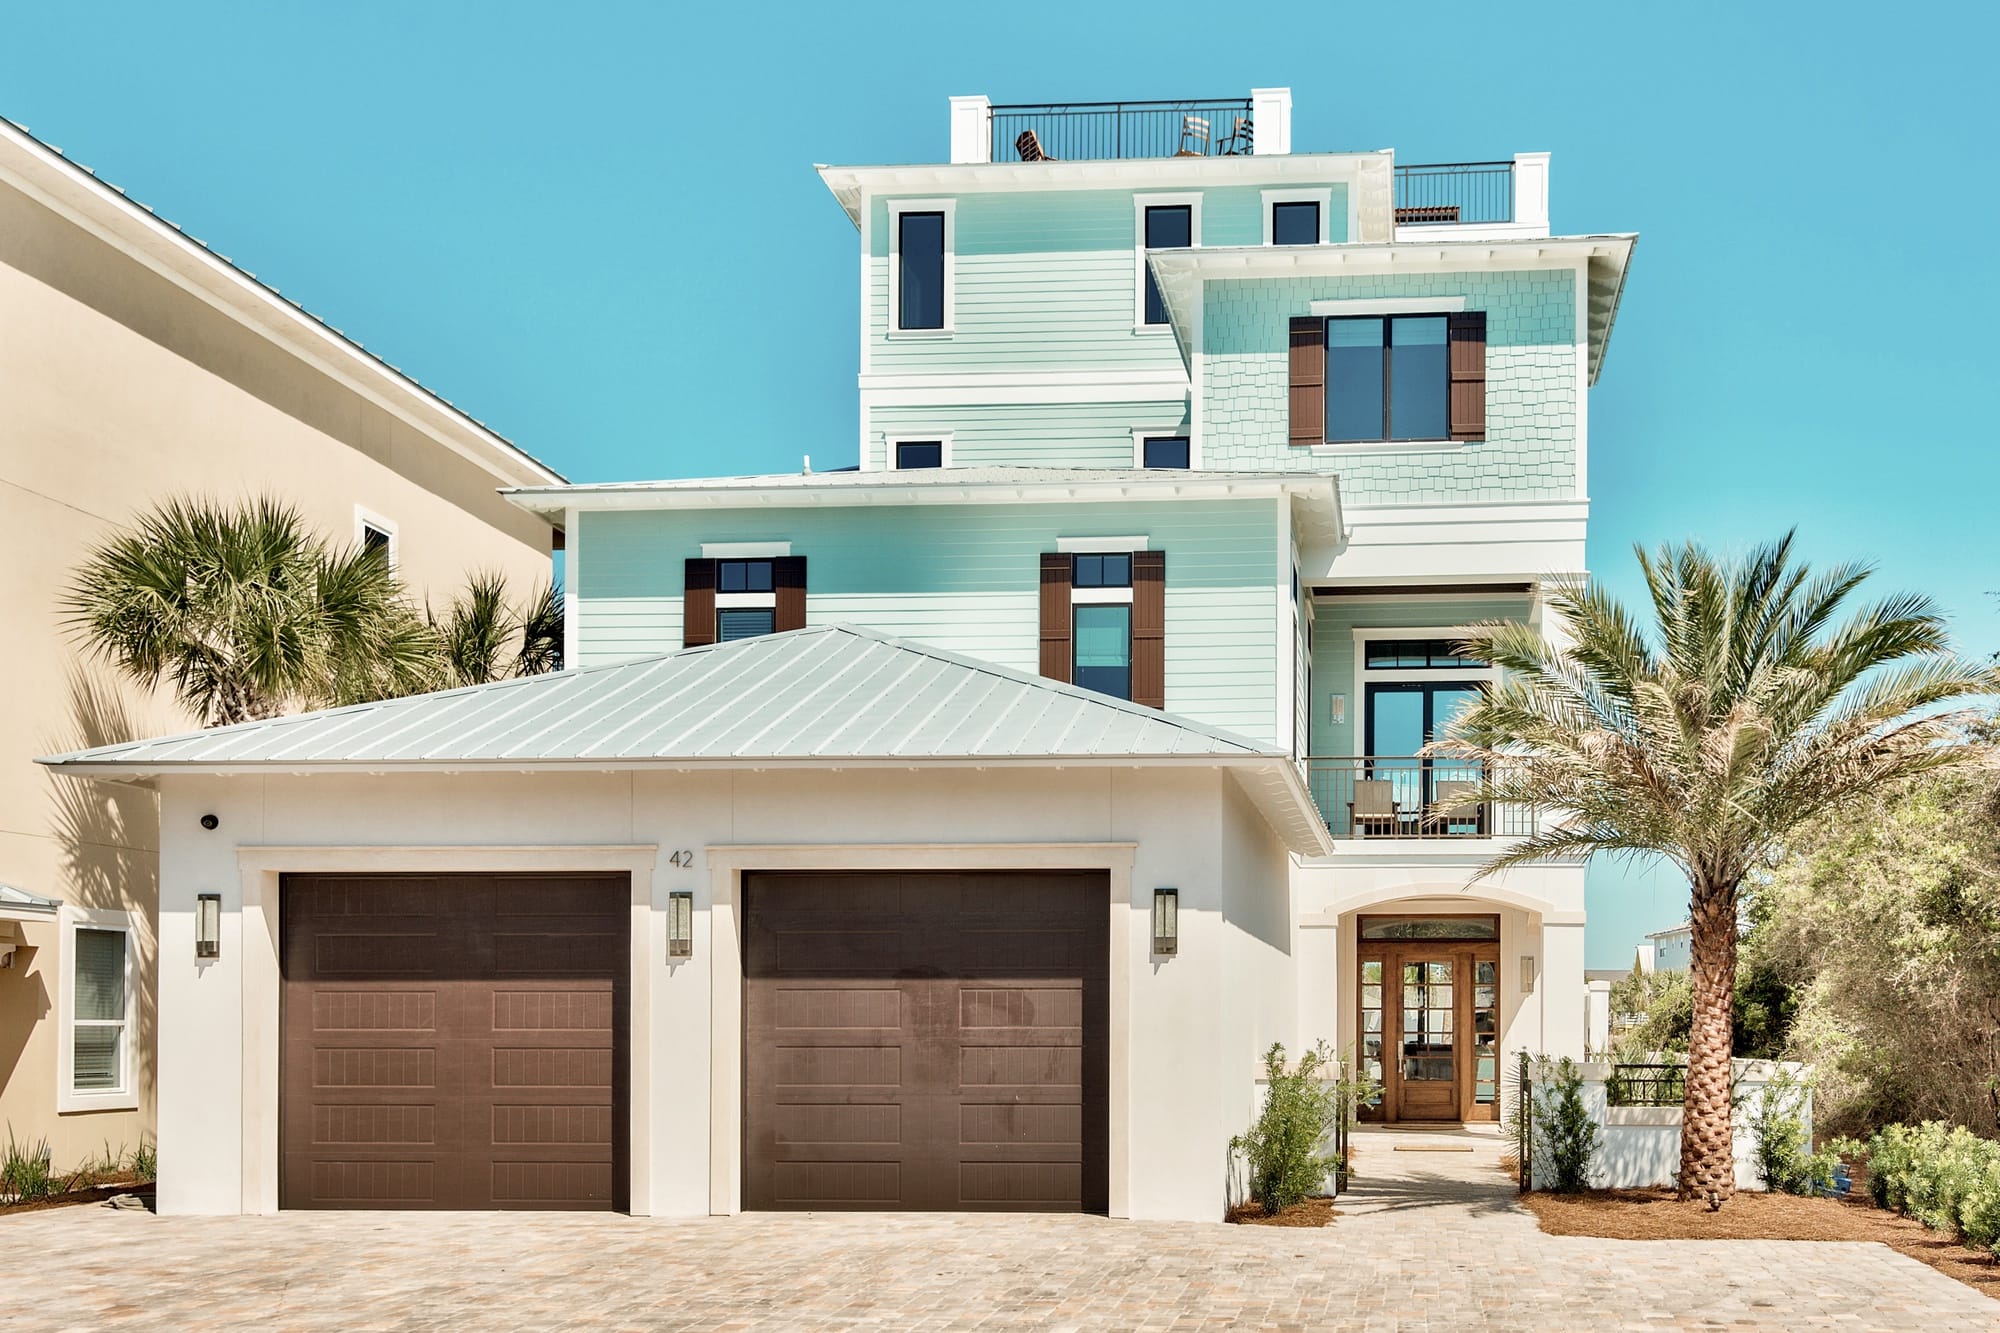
[1288,316,1326,446]
[1038,553,1072,683]
[1448,310,1487,441]
[683,559,717,647]
[1130,550,1166,709]
[773,556,807,632]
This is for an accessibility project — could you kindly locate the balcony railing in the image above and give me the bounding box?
[1394,161,1515,226]
[1306,756,1533,840]
[989,99,1255,163]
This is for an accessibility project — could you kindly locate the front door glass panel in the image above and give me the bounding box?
[1473,960,1498,1106]
[1359,959,1385,1099]
[1401,959,1454,1083]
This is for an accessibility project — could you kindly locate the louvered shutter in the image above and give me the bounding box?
[1288,316,1326,446]
[1448,310,1487,442]
[1130,550,1166,709]
[1038,553,1072,683]
[683,559,717,647]
[773,556,808,632]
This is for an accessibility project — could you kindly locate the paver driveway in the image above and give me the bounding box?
[6,1128,1995,1330]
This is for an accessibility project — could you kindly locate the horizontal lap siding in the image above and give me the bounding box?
[576,499,1281,742]
[1309,596,1534,757]
[868,401,1187,471]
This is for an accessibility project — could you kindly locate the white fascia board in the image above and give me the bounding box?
[0,120,564,488]
[816,152,1385,228]
[504,475,1340,519]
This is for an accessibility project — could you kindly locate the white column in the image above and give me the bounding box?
[1513,151,1551,235]
[1250,88,1291,155]
[949,95,990,165]
[1586,977,1612,1056]
[1540,920,1587,1056]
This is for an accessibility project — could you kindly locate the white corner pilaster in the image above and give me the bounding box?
[949,95,990,164]
[1250,88,1292,155]
[1513,151,1551,235]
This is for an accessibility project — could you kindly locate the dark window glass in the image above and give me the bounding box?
[1142,205,1192,325]
[1141,436,1190,469]
[717,560,774,594]
[1326,317,1386,442]
[898,211,945,330]
[1272,200,1319,246]
[1360,915,1499,941]
[362,525,391,562]
[1389,316,1450,440]
[1364,638,1489,669]
[895,440,943,469]
[1326,314,1453,442]
[1073,604,1132,700]
[716,607,776,642]
[1072,553,1132,588]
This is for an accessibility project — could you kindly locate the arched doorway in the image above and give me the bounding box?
[1356,913,1501,1123]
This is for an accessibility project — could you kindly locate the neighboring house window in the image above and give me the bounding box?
[1038,549,1165,707]
[1140,203,1193,326]
[59,908,136,1111]
[893,439,944,469]
[1271,200,1319,245]
[897,210,945,331]
[1139,435,1190,469]
[1287,312,1487,445]
[683,556,807,647]
[354,506,398,569]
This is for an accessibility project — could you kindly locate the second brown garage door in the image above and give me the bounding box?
[742,870,1108,1212]
[280,872,629,1210]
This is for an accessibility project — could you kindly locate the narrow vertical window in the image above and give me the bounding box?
[898,211,945,331]
[1271,200,1319,245]
[1073,606,1133,700]
[1142,204,1192,325]
[1326,317,1387,443]
[1389,316,1450,441]
[72,927,127,1093]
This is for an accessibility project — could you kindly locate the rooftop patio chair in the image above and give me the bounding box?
[1217,116,1254,155]
[1429,779,1485,836]
[1177,115,1210,156]
[1349,778,1400,838]
[1015,129,1054,162]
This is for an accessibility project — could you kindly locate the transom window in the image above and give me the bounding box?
[1271,200,1320,246]
[1327,314,1451,443]
[717,560,774,594]
[1140,435,1190,469]
[1141,204,1192,325]
[894,440,943,469]
[1072,553,1131,588]
[897,211,945,330]
[1364,638,1489,669]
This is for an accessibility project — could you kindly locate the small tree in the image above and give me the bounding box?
[1533,1057,1601,1193]
[1232,1042,1342,1214]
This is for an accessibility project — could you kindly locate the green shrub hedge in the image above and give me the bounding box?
[1860,1122,2000,1258]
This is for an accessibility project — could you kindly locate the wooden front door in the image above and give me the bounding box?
[1358,930,1501,1123]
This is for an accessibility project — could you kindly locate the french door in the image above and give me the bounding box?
[1364,682,1484,832]
[1358,940,1501,1123]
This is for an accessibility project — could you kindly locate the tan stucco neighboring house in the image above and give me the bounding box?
[0,114,564,1170]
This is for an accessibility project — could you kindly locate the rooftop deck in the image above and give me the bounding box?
[988,98,1257,162]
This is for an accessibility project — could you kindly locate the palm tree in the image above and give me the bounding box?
[428,574,563,687]
[1438,533,1997,1205]
[66,497,439,725]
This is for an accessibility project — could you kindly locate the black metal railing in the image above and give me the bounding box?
[1394,161,1515,226]
[1305,756,1533,839]
[989,99,1255,163]
[1605,1062,1687,1107]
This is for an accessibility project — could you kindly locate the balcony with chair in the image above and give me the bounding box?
[1306,756,1534,840]
[986,98,1258,163]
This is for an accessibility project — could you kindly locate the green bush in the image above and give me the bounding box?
[1749,1068,1836,1195]
[1,1130,55,1201]
[1533,1058,1600,1193]
[1861,1121,2000,1258]
[1232,1042,1344,1214]
[132,1138,157,1184]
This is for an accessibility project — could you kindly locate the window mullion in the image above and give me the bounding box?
[1381,315,1395,440]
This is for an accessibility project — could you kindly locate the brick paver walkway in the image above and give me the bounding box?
[5,1128,1994,1330]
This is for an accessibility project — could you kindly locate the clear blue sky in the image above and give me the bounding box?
[8,2,1995,964]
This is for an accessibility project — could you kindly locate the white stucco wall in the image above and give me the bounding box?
[151,764,1297,1223]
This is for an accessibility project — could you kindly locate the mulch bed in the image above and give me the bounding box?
[1226,1196,1337,1227]
[0,1179,152,1216]
[1523,1187,2000,1297]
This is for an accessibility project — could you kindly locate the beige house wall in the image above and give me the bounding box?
[0,172,556,1170]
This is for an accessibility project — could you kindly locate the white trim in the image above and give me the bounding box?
[700,541,792,559]
[232,845,661,1215]
[714,591,777,610]
[1308,296,1467,316]
[859,368,1191,393]
[352,506,400,572]
[1130,429,1191,470]
[1133,192,1202,330]
[864,380,1188,410]
[56,906,138,1113]
[1056,535,1150,554]
[704,843,1136,1218]
[561,505,579,670]
[887,197,956,336]
[1309,439,1465,458]
[1261,188,1333,246]
[885,433,954,470]
[1071,586,1135,606]
[1574,259,1590,500]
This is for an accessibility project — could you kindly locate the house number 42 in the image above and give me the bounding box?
[668,849,695,867]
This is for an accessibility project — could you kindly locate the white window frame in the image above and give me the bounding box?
[885,433,954,471]
[57,906,137,1112]
[887,198,956,337]
[1262,187,1333,246]
[353,505,399,572]
[1131,429,1193,470]
[1133,192,1202,330]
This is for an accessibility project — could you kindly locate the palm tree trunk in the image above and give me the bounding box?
[1678,880,1739,1204]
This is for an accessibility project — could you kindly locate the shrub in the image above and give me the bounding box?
[1232,1042,1343,1214]
[132,1138,157,1184]
[1,1131,55,1202]
[1861,1121,2000,1257]
[1533,1057,1600,1193]
[1749,1068,1836,1195]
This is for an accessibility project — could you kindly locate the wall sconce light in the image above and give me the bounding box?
[1519,955,1537,993]
[196,893,221,959]
[1152,888,1178,956]
[667,891,693,959]
[1330,693,1346,725]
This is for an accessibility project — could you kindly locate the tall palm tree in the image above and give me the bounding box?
[1438,534,1997,1204]
[66,496,439,725]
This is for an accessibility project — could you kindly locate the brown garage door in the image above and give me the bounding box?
[280,872,629,1210]
[743,870,1108,1212]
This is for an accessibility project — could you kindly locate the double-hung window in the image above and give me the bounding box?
[1327,314,1451,443]
[715,559,775,641]
[1071,554,1134,700]
[59,908,135,1111]
[1139,201,1194,326]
